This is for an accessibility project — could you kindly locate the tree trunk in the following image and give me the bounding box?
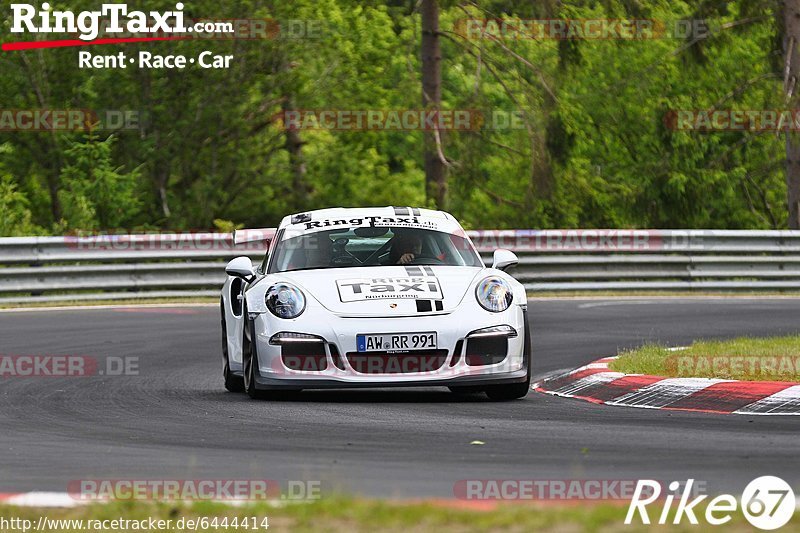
[47,165,62,222]
[421,0,446,209]
[282,98,308,211]
[784,0,800,228]
[787,137,800,229]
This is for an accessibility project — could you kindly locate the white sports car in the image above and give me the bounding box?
[220,206,530,400]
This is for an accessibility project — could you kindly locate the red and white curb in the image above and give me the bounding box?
[0,493,80,507]
[533,357,800,415]
[0,493,293,508]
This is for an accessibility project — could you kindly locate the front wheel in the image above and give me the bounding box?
[485,311,532,401]
[221,300,244,393]
[224,360,245,393]
[242,309,268,400]
[485,381,530,401]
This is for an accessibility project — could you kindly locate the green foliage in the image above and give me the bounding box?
[0,173,41,236]
[0,0,791,234]
[58,134,141,231]
[213,219,244,233]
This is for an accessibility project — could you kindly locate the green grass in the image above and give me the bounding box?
[610,335,800,381]
[527,290,800,298]
[1,497,796,532]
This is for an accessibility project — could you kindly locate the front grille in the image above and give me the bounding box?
[465,336,508,366]
[328,344,346,371]
[281,342,327,371]
[346,350,448,374]
[450,340,464,367]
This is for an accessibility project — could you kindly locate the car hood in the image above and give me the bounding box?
[278,265,485,317]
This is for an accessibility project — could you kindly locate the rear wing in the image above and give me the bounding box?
[232,227,276,246]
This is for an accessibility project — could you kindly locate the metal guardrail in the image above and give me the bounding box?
[3,230,800,302]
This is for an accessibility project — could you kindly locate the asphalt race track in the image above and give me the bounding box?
[1,298,799,498]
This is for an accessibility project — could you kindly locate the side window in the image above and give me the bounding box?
[230,277,244,317]
[259,230,281,274]
[259,251,269,274]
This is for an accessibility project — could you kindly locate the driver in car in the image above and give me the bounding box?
[284,232,334,271]
[390,232,424,264]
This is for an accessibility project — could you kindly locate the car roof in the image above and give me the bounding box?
[277,206,463,236]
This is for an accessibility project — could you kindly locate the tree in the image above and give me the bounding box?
[59,134,141,231]
[421,0,447,209]
[0,0,790,233]
[784,0,800,228]
[0,173,40,236]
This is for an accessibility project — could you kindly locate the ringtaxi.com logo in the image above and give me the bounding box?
[626,477,795,530]
[11,3,196,42]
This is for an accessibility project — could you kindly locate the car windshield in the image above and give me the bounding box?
[268,226,483,273]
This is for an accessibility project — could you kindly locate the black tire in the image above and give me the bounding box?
[240,306,303,400]
[241,306,268,400]
[224,361,245,393]
[485,381,530,401]
[485,311,532,401]
[221,300,244,393]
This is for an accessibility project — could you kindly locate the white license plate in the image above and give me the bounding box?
[356,332,437,352]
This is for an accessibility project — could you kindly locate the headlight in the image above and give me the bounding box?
[475,276,513,312]
[467,325,517,338]
[265,283,306,319]
[269,332,323,345]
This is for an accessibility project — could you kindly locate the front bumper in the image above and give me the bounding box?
[249,301,529,390]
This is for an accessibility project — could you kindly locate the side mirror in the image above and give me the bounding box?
[225,256,255,281]
[492,249,518,271]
